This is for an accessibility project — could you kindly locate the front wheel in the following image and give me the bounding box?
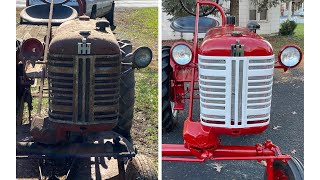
[162,46,177,132]
[264,156,304,180]
[125,154,157,180]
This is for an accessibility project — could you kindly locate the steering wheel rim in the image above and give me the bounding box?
[40,0,71,5]
[179,0,219,17]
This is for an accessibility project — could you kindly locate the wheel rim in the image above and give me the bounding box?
[170,101,178,118]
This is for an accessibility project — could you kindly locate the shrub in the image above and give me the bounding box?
[279,20,297,36]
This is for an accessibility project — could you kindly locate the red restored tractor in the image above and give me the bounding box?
[162,1,303,179]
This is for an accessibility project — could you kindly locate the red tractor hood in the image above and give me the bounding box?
[199,26,273,56]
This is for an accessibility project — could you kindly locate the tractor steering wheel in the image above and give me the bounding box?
[40,0,71,5]
[179,0,219,17]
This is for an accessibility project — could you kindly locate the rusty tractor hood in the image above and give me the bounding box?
[49,17,120,55]
[199,26,273,56]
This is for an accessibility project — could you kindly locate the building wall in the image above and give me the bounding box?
[162,0,281,40]
[239,0,280,35]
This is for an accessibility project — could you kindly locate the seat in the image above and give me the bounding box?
[20,4,78,25]
[170,16,219,33]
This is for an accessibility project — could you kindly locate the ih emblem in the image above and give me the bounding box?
[78,42,91,55]
[231,39,244,57]
[78,30,91,55]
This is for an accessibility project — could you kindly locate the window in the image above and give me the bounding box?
[260,9,267,20]
[249,10,257,20]
[249,7,268,21]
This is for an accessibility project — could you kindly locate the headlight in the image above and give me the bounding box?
[133,47,152,68]
[278,45,302,68]
[172,44,192,65]
[20,38,44,60]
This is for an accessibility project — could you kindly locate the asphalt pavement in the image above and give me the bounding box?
[162,66,304,179]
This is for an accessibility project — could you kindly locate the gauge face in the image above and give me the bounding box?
[29,0,77,5]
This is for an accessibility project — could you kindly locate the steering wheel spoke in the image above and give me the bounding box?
[179,0,219,17]
[40,0,71,5]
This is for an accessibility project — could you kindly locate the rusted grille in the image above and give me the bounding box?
[48,54,120,125]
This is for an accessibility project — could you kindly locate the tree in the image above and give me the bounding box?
[162,0,304,22]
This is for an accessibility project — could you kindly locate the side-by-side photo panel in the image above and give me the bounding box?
[162,0,304,179]
[16,0,158,179]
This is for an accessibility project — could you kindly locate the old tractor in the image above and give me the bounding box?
[16,0,157,179]
[162,0,304,179]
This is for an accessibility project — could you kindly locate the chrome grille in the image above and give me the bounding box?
[198,55,275,128]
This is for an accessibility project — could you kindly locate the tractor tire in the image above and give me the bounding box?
[114,40,134,142]
[16,96,24,125]
[162,46,176,132]
[105,1,116,30]
[264,156,304,180]
[125,154,157,180]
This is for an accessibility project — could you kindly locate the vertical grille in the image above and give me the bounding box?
[48,54,120,125]
[198,55,274,128]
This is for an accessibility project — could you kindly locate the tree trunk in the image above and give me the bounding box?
[288,0,292,19]
[230,0,239,25]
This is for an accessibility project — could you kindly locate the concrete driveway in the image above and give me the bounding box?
[162,66,304,179]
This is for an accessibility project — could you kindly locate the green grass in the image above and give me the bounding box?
[114,8,158,163]
[115,8,158,69]
[114,8,159,168]
[294,24,304,39]
[262,24,304,56]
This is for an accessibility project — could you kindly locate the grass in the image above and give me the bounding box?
[114,8,158,164]
[17,7,159,166]
[262,24,304,56]
[114,8,158,69]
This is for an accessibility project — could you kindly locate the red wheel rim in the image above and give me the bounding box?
[273,169,288,180]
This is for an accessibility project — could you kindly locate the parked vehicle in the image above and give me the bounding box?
[299,11,304,17]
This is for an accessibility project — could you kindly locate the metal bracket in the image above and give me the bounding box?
[231,39,244,57]
[78,31,91,55]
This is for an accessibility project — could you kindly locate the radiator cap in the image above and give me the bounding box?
[79,15,90,21]
[96,20,110,31]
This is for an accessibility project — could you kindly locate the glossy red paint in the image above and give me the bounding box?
[205,124,269,136]
[170,42,197,83]
[162,139,291,162]
[273,169,288,180]
[183,121,221,159]
[171,82,185,110]
[199,26,274,56]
